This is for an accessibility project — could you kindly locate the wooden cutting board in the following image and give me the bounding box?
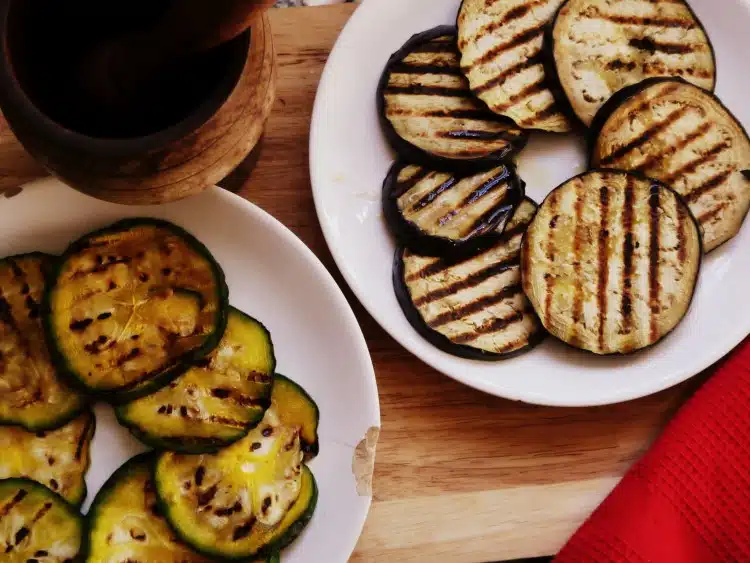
[0,5,718,562]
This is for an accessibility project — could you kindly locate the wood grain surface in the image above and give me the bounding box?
[0,5,719,562]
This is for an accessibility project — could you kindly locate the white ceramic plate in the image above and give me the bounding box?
[0,179,379,562]
[310,0,750,406]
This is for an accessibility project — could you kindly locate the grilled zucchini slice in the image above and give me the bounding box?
[0,253,86,431]
[86,452,214,563]
[395,198,545,359]
[0,410,94,507]
[591,78,750,252]
[44,218,229,404]
[521,170,702,355]
[154,376,319,560]
[116,308,276,454]
[547,0,716,127]
[457,0,573,133]
[0,478,83,562]
[383,161,524,255]
[378,26,528,172]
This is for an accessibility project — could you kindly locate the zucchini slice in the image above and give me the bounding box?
[0,410,94,507]
[154,376,319,560]
[116,307,276,454]
[383,161,524,255]
[457,0,573,133]
[86,452,214,563]
[547,0,716,127]
[44,218,229,403]
[591,78,750,252]
[272,375,319,461]
[378,26,528,172]
[0,478,83,562]
[395,198,545,359]
[0,253,86,431]
[521,170,702,355]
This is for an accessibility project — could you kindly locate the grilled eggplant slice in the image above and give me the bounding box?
[0,253,86,431]
[395,198,545,360]
[457,0,573,133]
[154,376,319,560]
[383,161,524,255]
[0,410,94,507]
[378,26,528,172]
[591,78,750,252]
[521,170,702,355]
[116,307,276,454]
[0,478,83,562]
[85,452,214,563]
[547,0,716,127]
[44,218,229,404]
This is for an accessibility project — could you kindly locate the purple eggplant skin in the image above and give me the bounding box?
[382,160,525,257]
[376,25,529,174]
[542,0,717,132]
[392,247,546,362]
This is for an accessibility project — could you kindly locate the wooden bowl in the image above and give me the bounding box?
[0,2,276,205]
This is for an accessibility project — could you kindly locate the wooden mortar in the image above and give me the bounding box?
[0,1,276,205]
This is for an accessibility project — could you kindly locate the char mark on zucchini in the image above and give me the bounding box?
[378,26,527,172]
[521,170,702,355]
[457,0,573,132]
[395,198,545,360]
[591,78,750,252]
[548,0,716,126]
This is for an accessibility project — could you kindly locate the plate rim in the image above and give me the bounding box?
[309,0,750,407]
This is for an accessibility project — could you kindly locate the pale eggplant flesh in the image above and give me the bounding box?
[521,170,702,355]
[457,0,573,133]
[378,26,528,172]
[394,198,546,360]
[591,78,750,253]
[548,0,716,127]
[382,161,524,255]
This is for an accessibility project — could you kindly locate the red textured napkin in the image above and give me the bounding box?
[555,338,750,563]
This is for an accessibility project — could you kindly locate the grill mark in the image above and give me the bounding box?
[607,59,637,72]
[629,36,699,55]
[411,41,457,55]
[410,177,457,213]
[437,129,517,141]
[452,309,526,344]
[493,80,546,112]
[677,202,689,264]
[232,518,255,541]
[583,11,696,29]
[197,485,218,507]
[393,168,431,198]
[601,106,690,165]
[663,142,731,184]
[208,415,250,428]
[75,414,94,461]
[389,108,500,121]
[621,178,635,332]
[388,63,463,76]
[412,257,518,306]
[642,62,713,79]
[570,184,585,344]
[30,501,52,524]
[472,54,544,95]
[116,347,141,366]
[384,85,471,97]
[685,170,733,203]
[463,200,514,239]
[478,0,547,36]
[696,201,730,226]
[471,24,545,68]
[518,100,561,127]
[633,121,713,173]
[426,284,522,328]
[459,169,511,210]
[648,187,661,343]
[544,192,560,328]
[0,489,27,519]
[597,187,610,352]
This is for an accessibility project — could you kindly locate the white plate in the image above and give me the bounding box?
[0,179,380,562]
[310,0,750,406]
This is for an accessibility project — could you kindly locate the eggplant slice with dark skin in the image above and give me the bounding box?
[590,78,750,253]
[383,160,524,256]
[521,170,702,355]
[547,0,716,127]
[394,198,546,360]
[457,0,574,133]
[378,26,528,172]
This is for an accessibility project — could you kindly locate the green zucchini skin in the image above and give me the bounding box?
[42,218,230,405]
[115,308,276,454]
[0,252,88,431]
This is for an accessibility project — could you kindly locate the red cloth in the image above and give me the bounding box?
[555,339,750,563]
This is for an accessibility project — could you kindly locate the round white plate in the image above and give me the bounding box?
[310,0,750,406]
[0,179,380,562]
